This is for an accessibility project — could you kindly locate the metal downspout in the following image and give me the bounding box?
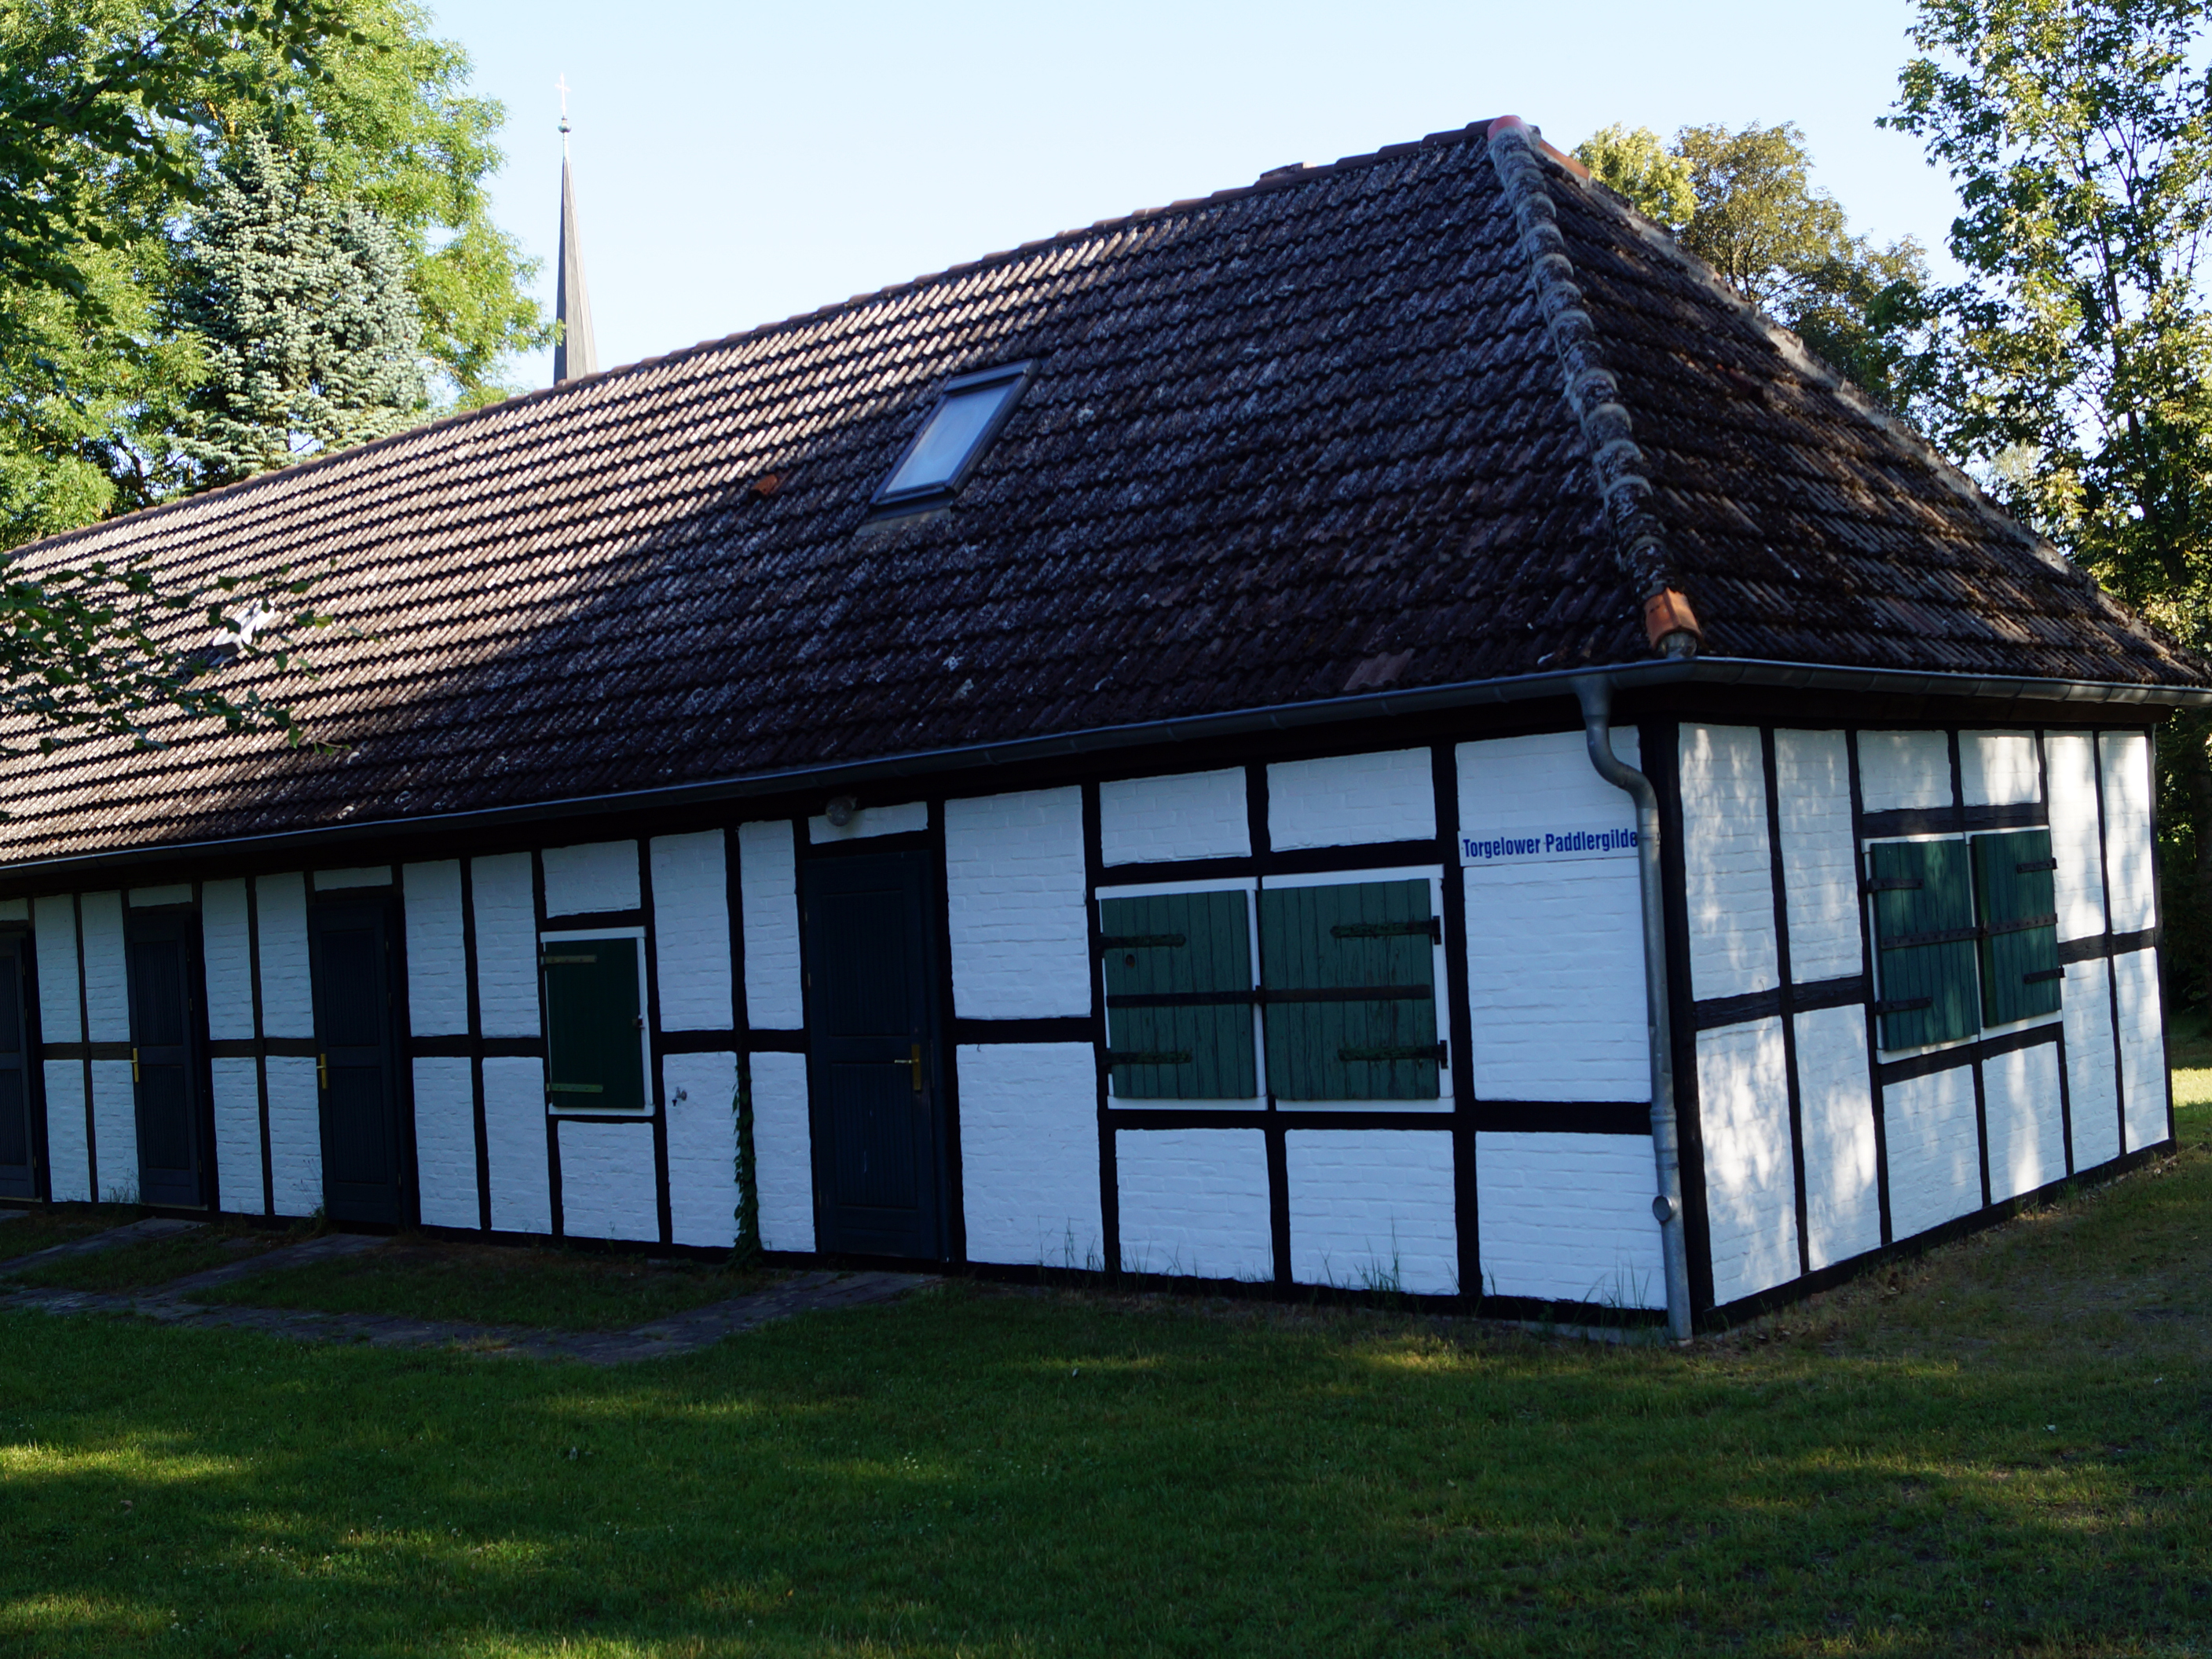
[1573,673,1693,1341]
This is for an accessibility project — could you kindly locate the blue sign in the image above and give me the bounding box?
[1460,826,1638,866]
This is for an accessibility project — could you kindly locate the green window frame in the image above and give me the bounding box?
[1100,891,1257,1100]
[1258,879,1442,1101]
[1971,829,2062,1026]
[1866,839,1982,1051]
[540,933,648,1111]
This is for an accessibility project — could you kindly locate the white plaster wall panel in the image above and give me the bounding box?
[2061,958,2122,1170]
[90,1058,135,1203]
[482,1055,551,1234]
[809,800,928,843]
[1474,1131,1665,1307]
[556,1120,659,1242]
[1463,866,1646,1101]
[1883,1066,1982,1240]
[2115,948,2170,1153]
[1100,768,1251,866]
[471,854,540,1038]
[79,891,128,1043]
[1961,732,2041,807]
[210,1057,265,1214]
[749,1049,814,1252]
[1115,1128,1273,1280]
[1269,749,1435,850]
[313,866,394,891]
[32,895,80,1043]
[412,1056,479,1230]
[1285,1130,1457,1295]
[42,1062,89,1201]
[650,832,733,1031]
[2043,733,2109,941]
[1695,1017,1801,1306]
[665,1049,738,1248]
[541,840,641,917]
[255,873,313,1038]
[1983,1042,2065,1204]
[1679,724,1780,1001]
[1858,731,1953,813]
[1792,1004,1881,1269]
[265,1055,321,1216]
[200,879,255,1042]
[2100,731,2156,933]
[1774,730,1863,983]
[945,787,1090,1020]
[738,821,804,1031]
[957,1043,1103,1269]
[402,860,468,1037]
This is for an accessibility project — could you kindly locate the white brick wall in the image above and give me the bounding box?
[202,880,255,1042]
[1793,1004,1879,1269]
[484,1055,551,1234]
[1984,1041,2065,1203]
[809,800,928,843]
[2115,948,2169,1152]
[266,1054,320,1216]
[1474,1130,1664,1307]
[1696,1016,1800,1306]
[42,1061,88,1202]
[1115,1128,1272,1280]
[651,832,734,1031]
[2062,958,2121,1170]
[956,1042,1102,1269]
[472,854,540,1038]
[945,787,1090,1020]
[738,821,804,1031]
[2100,731,2156,934]
[2044,733,2109,942]
[1859,731,1953,812]
[542,840,640,917]
[1680,724,1780,1001]
[1269,749,1434,850]
[90,1057,134,1203]
[412,1056,478,1229]
[1961,732,2040,806]
[1884,1066,1981,1240]
[1101,768,1250,865]
[557,1119,658,1242]
[750,1049,813,1251]
[1285,1130,1456,1294]
[80,891,127,1043]
[211,1057,265,1214]
[1774,730,1862,983]
[255,873,312,1038]
[665,1049,738,1247]
[32,895,79,1043]
[401,861,467,1037]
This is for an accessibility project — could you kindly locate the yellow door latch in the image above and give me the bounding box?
[130,1048,138,1083]
[317,1053,328,1091]
[906,1043,922,1093]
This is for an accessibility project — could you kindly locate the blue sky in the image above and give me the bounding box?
[429,0,1965,390]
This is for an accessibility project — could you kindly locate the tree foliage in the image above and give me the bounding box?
[1573,125,1697,228]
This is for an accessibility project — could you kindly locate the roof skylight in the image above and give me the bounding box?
[873,361,1034,512]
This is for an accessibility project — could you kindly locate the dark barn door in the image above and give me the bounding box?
[802,851,946,1258]
[0,933,38,1199]
[309,900,405,1225]
[126,909,211,1209]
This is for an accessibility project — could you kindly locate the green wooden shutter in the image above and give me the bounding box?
[1867,840,1980,1050]
[541,936,646,1111]
[1972,829,2062,1025]
[1100,892,1255,1100]
[1258,879,1441,1101]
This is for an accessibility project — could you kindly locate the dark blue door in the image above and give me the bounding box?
[126,909,210,1209]
[0,932,38,1199]
[309,899,406,1225]
[801,850,945,1258]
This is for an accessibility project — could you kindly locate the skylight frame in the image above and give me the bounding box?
[869,360,1037,515]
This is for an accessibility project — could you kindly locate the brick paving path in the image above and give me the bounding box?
[0,1222,936,1364]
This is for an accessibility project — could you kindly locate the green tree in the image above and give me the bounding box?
[1573,124,1697,227]
[176,131,426,482]
[1888,0,2212,1010]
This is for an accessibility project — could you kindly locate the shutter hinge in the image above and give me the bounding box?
[1099,933,1186,952]
[1870,997,1933,1016]
[2023,969,2064,984]
[1337,1042,1448,1065]
[1862,877,1924,893]
[1105,1049,1194,1067]
[1330,918,1442,943]
[2015,858,2058,874]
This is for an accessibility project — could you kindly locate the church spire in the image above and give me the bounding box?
[553,76,597,384]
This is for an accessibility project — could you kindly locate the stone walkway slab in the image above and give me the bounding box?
[0,1216,203,1275]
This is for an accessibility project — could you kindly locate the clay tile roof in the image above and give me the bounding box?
[1,118,2205,868]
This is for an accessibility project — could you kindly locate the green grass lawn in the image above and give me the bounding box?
[6,1218,296,1293]
[187,1237,771,1330]
[2,1108,2209,1655]
[0,1203,141,1265]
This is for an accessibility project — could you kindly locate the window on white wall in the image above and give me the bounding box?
[540,928,650,1111]
[1867,830,2060,1051]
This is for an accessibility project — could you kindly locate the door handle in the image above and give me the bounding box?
[317,1053,328,1091]
[905,1043,921,1093]
[130,1047,139,1083]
